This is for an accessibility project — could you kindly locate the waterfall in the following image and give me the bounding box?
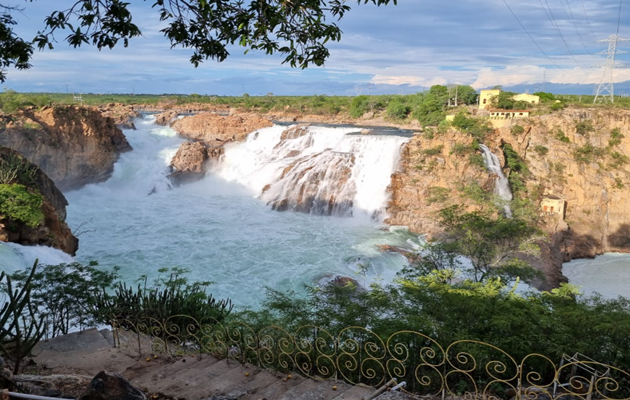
[214,125,410,220]
[0,242,74,273]
[479,144,513,217]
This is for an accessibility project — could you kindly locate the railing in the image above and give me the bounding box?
[111,315,630,399]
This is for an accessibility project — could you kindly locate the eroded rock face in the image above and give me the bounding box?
[496,108,630,262]
[0,147,78,255]
[170,112,273,143]
[0,106,132,191]
[97,103,142,130]
[154,110,179,126]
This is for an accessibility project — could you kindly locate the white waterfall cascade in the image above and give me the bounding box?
[0,242,74,273]
[215,125,410,220]
[479,144,513,217]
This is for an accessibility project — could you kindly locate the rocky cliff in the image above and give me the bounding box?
[0,147,78,255]
[386,107,630,288]
[495,107,630,261]
[0,106,132,191]
[97,103,142,130]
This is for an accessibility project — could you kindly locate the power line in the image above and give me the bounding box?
[541,0,583,67]
[502,0,561,68]
[562,0,593,54]
[594,34,630,103]
[616,0,623,37]
[581,0,598,40]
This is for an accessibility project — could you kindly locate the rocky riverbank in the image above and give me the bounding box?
[0,106,132,191]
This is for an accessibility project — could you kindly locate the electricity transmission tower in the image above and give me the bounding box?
[594,34,630,103]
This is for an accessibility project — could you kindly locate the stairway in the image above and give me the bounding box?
[31,328,391,400]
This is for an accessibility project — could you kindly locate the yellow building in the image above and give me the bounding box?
[541,194,566,218]
[478,89,540,110]
[479,89,501,110]
[513,93,540,105]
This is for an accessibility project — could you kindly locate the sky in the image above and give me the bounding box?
[4,0,630,95]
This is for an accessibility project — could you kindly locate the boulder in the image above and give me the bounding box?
[168,142,209,186]
[80,371,146,400]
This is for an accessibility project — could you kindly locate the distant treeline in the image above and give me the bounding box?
[2,87,630,125]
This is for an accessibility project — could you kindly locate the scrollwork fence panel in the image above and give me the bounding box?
[110,316,630,400]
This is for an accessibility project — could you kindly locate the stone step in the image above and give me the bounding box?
[240,373,304,400]
[330,384,374,400]
[148,355,223,393]
[179,361,256,399]
[158,359,237,398]
[293,380,354,400]
[130,355,204,390]
[275,378,322,400]
[222,369,283,399]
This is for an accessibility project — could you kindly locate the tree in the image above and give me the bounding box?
[0,0,397,82]
[437,206,542,284]
[456,85,478,105]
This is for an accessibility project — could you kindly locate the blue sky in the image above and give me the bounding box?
[4,0,630,95]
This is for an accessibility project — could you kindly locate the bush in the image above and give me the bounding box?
[511,125,525,135]
[533,145,549,156]
[450,113,492,140]
[0,184,44,227]
[609,128,625,147]
[573,142,605,164]
[98,267,233,325]
[426,187,450,204]
[550,102,565,111]
[421,145,444,156]
[575,121,594,136]
[349,95,370,118]
[8,262,119,337]
[386,98,411,120]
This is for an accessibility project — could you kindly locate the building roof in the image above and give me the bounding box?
[488,109,531,113]
[544,194,565,200]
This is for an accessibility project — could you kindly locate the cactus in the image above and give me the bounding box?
[0,261,45,374]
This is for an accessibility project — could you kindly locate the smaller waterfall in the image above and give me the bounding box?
[479,144,513,217]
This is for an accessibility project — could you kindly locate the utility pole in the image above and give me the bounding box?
[455,85,458,107]
[594,34,630,103]
[542,70,546,93]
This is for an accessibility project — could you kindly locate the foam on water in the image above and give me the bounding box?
[563,253,630,299]
[53,117,419,307]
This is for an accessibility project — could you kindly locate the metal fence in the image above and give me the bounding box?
[111,315,630,399]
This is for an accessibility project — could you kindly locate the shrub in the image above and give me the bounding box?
[468,153,486,169]
[511,125,525,135]
[349,95,370,118]
[533,145,549,156]
[451,141,479,156]
[421,145,444,156]
[451,113,492,140]
[575,121,594,136]
[426,187,450,204]
[0,152,38,186]
[609,128,625,148]
[8,262,119,338]
[550,102,565,111]
[573,142,605,164]
[0,184,44,227]
[386,98,411,120]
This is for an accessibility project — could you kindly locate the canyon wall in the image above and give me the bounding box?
[387,107,630,288]
[0,106,132,191]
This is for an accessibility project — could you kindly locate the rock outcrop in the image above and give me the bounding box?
[168,141,209,186]
[0,106,132,191]
[385,131,492,235]
[0,147,78,255]
[170,112,273,143]
[154,110,179,126]
[80,371,146,400]
[97,103,142,130]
